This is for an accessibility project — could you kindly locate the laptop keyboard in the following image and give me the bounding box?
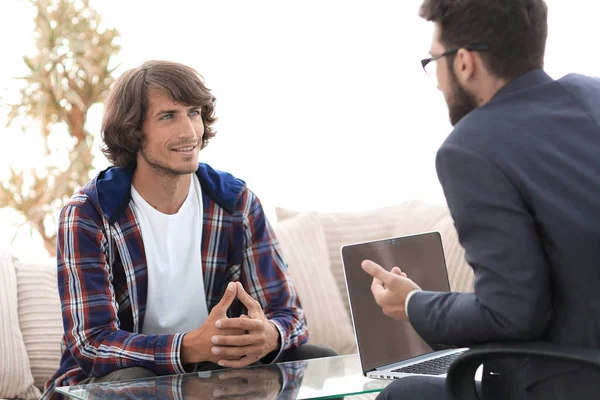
[390,351,465,376]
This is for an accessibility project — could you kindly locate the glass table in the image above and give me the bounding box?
[55,354,393,399]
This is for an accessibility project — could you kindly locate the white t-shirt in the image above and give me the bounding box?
[131,174,209,335]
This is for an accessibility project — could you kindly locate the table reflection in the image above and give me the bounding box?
[73,361,307,400]
[57,354,391,400]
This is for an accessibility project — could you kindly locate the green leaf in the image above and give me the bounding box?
[23,56,35,71]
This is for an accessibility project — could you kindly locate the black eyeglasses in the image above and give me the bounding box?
[421,44,490,76]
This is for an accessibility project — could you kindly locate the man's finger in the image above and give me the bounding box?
[216,327,246,337]
[211,333,259,347]
[361,260,396,287]
[212,344,263,358]
[371,278,387,305]
[391,266,408,278]
[213,384,257,398]
[213,282,237,313]
[217,317,263,331]
[216,369,254,381]
[371,277,386,294]
[218,354,259,369]
[235,282,262,314]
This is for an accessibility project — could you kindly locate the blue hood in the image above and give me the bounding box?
[82,163,246,223]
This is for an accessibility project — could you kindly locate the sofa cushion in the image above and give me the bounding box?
[14,258,63,390]
[272,212,357,354]
[0,251,41,400]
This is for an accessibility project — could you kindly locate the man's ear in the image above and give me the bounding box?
[453,48,477,83]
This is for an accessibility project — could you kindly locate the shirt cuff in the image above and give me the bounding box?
[170,332,187,375]
[405,289,421,320]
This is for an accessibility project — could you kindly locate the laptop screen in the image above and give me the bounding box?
[341,232,451,373]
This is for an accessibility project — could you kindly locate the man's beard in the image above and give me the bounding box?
[140,144,197,177]
[446,67,478,126]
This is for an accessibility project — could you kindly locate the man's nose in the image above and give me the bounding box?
[177,116,198,138]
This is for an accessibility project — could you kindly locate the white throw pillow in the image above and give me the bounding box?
[14,258,63,390]
[272,212,357,355]
[0,251,41,400]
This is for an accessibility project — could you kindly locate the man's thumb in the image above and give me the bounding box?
[216,281,237,311]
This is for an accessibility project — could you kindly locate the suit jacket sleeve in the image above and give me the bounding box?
[407,142,552,347]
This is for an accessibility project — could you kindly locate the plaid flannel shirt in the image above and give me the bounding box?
[43,163,308,399]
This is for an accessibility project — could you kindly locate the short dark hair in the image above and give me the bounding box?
[101,60,217,168]
[419,0,548,79]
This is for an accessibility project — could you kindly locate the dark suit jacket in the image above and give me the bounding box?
[407,69,600,399]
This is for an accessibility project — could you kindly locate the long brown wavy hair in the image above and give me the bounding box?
[101,60,217,168]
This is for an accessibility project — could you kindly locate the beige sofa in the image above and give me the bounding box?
[0,200,473,399]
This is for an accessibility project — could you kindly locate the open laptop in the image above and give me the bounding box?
[340,231,467,380]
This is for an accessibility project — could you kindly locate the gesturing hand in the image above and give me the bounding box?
[361,259,421,321]
[211,282,280,368]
